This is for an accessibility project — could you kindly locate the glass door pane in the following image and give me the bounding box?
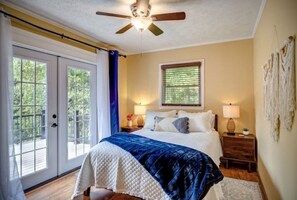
[12,57,48,177]
[67,67,91,159]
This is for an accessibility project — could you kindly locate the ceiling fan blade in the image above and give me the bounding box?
[116,23,134,34]
[148,23,163,36]
[96,11,131,19]
[151,12,186,21]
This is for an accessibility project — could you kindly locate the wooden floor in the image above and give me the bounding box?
[25,164,262,200]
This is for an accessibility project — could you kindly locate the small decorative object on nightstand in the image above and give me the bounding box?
[220,132,257,172]
[126,114,134,127]
[121,126,142,133]
[242,128,249,135]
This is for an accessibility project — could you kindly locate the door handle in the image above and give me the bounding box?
[51,123,58,128]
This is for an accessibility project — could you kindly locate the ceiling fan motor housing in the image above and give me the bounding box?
[131,0,151,17]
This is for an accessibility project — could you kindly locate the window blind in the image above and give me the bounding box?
[161,62,201,106]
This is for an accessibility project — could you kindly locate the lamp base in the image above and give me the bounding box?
[227,132,236,136]
[227,118,236,133]
[137,115,144,127]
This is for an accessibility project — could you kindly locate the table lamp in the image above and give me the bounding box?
[223,103,240,135]
[134,104,146,127]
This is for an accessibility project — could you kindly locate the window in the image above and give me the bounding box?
[160,61,204,107]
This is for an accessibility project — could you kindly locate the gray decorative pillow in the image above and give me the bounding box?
[153,116,189,134]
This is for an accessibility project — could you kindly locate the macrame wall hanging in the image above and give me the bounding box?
[263,31,296,142]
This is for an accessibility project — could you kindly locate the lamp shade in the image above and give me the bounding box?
[223,105,240,118]
[134,104,146,115]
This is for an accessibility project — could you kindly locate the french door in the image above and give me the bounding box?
[12,47,97,189]
[58,57,97,174]
[12,46,58,190]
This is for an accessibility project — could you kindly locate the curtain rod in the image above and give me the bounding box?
[0,10,127,58]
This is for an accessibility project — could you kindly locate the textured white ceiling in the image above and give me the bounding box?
[2,0,264,55]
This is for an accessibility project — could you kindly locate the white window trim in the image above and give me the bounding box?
[158,59,204,110]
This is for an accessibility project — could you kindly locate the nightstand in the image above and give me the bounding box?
[121,126,142,133]
[220,132,257,172]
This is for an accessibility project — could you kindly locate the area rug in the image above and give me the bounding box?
[220,177,263,200]
[74,173,263,200]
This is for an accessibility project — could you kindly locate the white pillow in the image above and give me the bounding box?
[144,110,177,129]
[178,110,213,132]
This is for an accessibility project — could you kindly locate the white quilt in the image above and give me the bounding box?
[72,129,223,200]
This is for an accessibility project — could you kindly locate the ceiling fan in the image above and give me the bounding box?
[96,0,186,36]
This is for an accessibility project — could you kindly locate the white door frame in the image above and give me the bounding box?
[58,57,97,175]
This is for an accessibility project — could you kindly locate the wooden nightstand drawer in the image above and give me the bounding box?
[220,132,257,172]
[223,147,254,161]
[223,137,254,148]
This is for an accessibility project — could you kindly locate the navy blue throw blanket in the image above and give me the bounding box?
[101,133,224,200]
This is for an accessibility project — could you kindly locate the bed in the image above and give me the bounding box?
[72,110,224,200]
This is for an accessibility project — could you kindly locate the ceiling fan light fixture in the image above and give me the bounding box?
[131,16,152,32]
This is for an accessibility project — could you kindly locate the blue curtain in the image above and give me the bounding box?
[109,50,119,135]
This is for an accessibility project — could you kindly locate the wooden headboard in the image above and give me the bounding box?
[214,114,218,131]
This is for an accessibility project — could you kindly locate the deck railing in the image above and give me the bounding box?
[13,110,90,144]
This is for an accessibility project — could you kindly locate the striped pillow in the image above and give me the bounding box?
[153,117,189,133]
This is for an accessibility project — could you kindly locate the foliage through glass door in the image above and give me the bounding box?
[12,57,48,177]
[67,67,91,159]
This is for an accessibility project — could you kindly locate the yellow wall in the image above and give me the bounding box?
[253,0,297,199]
[124,39,255,133]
